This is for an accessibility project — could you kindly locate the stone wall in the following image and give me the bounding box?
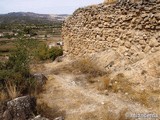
[62,1,160,63]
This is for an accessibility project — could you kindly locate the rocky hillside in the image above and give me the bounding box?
[0,12,69,24]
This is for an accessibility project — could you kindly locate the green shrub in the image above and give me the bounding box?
[35,43,63,61]
[48,47,63,61]
[36,43,49,60]
[0,37,37,98]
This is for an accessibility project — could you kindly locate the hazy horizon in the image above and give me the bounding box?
[0,0,103,14]
[0,12,71,15]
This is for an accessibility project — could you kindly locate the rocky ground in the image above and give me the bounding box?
[34,53,160,120]
[1,50,159,120]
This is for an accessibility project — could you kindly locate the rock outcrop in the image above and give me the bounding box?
[3,96,36,120]
[33,73,48,86]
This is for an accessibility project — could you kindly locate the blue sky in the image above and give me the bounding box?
[0,0,103,14]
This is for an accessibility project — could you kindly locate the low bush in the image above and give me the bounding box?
[0,37,37,100]
[48,47,63,61]
[35,43,63,61]
[35,43,48,60]
[72,58,106,77]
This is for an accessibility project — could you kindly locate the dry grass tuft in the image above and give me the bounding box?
[110,73,150,106]
[130,90,160,110]
[118,108,130,120]
[98,102,131,120]
[0,90,8,101]
[110,73,133,93]
[130,91,149,106]
[51,64,73,75]
[97,75,110,90]
[109,73,160,110]
[80,112,99,120]
[52,58,107,78]
[5,81,20,99]
[71,58,106,77]
[37,102,66,119]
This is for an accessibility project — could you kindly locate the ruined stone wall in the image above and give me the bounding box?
[62,1,160,63]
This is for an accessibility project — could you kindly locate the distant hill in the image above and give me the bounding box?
[0,12,69,24]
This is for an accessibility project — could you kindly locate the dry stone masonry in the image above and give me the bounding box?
[62,1,160,64]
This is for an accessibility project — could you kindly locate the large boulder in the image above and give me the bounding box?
[33,73,47,86]
[3,96,36,120]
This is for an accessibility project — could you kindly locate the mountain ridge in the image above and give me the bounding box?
[0,12,69,24]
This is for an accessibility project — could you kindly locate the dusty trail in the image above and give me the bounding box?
[36,62,158,120]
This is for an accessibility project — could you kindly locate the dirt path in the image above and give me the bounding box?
[36,62,158,120]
